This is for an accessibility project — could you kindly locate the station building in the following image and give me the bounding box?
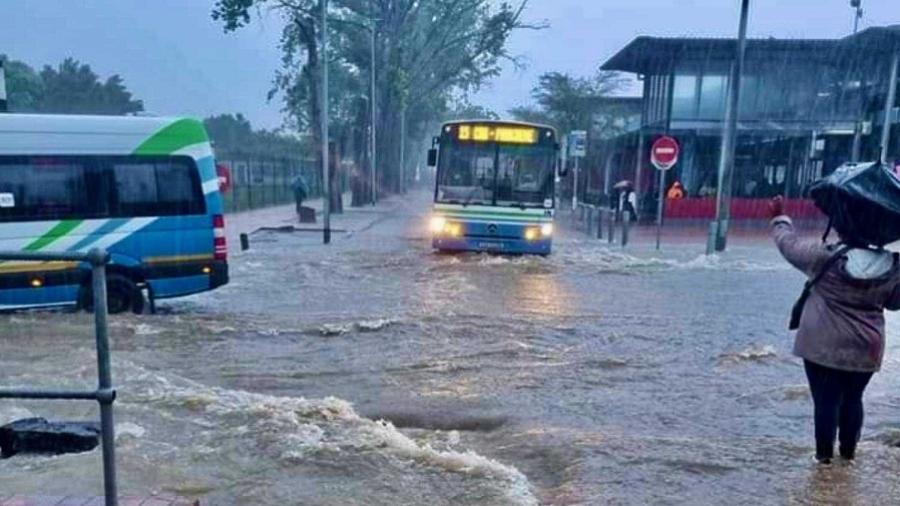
[585,25,900,220]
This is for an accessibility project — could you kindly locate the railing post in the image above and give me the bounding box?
[608,211,615,244]
[597,208,604,240]
[621,212,630,247]
[89,248,117,506]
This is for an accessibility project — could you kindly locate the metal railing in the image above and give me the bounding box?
[0,248,118,506]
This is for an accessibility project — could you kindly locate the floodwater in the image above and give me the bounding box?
[1,192,900,505]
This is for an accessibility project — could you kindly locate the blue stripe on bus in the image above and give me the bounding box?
[66,218,129,252]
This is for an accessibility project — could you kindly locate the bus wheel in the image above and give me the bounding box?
[79,274,144,314]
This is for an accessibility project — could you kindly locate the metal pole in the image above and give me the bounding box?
[400,106,406,193]
[655,168,664,250]
[633,131,645,216]
[712,0,749,253]
[89,249,117,506]
[370,0,377,206]
[880,51,899,165]
[321,0,331,244]
[572,156,579,210]
[0,59,7,112]
[852,1,862,34]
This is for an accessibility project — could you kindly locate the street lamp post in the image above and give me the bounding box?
[321,0,331,244]
[709,0,749,254]
[0,60,7,113]
[851,0,863,34]
[880,51,899,165]
[369,0,377,206]
[400,106,406,193]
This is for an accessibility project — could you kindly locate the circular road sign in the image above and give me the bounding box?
[651,136,679,171]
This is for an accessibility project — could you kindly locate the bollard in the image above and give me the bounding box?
[621,212,630,247]
[597,209,604,239]
[608,211,615,244]
[706,221,718,255]
[240,233,250,251]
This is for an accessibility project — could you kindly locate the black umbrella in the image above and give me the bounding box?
[613,180,633,190]
[809,162,900,246]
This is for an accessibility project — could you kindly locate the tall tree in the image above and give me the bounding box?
[335,0,541,192]
[37,58,143,115]
[0,56,43,112]
[511,71,627,136]
[213,0,326,187]
[212,0,540,198]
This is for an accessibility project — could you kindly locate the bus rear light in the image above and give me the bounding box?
[213,214,227,260]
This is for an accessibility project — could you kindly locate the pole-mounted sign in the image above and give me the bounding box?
[651,135,679,250]
[570,130,587,209]
[651,135,679,171]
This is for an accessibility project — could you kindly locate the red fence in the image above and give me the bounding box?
[664,198,824,220]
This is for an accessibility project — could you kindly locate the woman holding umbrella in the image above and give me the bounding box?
[769,193,900,465]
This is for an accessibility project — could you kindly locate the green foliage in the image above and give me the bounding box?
[1,55,43,112]
[212,0,539,192]
[205,113,309,157]
[445,100,499,121]
[512,71,628,135]
[1,55,143,115]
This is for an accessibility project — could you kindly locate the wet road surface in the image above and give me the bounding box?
[1,191,899,505]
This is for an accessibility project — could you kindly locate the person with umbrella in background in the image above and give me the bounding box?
[613,180,637,222]
[291,173,310,220]
[768,166,900,464]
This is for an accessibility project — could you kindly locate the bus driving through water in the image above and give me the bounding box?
[427,120,560,255]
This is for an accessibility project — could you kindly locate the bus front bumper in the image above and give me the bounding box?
[433,236,552,255]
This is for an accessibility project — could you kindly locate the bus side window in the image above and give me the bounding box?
[110,157,205,217]
[0,157,91,222]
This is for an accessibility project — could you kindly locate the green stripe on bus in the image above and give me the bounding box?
[24,220,83,251]
[435,208,549,219]
[133,118,209,155]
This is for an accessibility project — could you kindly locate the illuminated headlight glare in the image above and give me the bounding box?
[541,223,554,237]
[524,228,539,241]
[446,223,463,237]
[430,216,447,233]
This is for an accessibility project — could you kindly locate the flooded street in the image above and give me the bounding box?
[2,192,900,505]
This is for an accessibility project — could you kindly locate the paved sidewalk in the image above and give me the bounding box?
[223,192,403,251]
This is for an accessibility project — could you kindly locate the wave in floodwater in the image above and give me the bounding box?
[318,318,397,336]
[117,360,538,505]
[556,248,786,274]
[718,344,779,365]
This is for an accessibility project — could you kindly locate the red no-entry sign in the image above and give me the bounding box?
[651,136,679,171]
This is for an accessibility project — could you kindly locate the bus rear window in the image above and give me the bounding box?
[112,159,205,216]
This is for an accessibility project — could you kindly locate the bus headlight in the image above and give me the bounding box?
[541,223,554,237]
[446,223,463,237]
[430,216,447,233]
[524,227,540,241]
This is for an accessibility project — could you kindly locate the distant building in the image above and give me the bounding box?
[590,25,900,220]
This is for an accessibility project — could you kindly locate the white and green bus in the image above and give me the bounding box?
[0,114,228,313]
[427,120,561,255]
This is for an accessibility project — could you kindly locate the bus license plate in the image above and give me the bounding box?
[477,242,504,250]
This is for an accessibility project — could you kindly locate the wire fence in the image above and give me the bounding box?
[215,155,322,214]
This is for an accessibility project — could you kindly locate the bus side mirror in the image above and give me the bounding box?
[427,149,438,168]
[557,159,569,178]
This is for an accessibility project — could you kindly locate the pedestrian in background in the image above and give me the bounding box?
[291,174,309,218]
[769,196,900,465]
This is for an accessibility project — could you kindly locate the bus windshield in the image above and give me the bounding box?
[436,143,555,208]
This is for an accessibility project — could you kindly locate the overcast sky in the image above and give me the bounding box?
[0,1,897,130]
